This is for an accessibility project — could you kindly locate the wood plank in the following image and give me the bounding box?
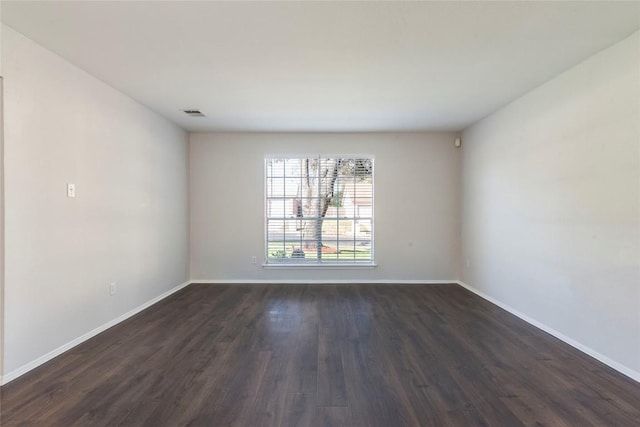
[316,327,347,407]
[1,283,639,426]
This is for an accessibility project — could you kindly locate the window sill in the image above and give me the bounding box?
[262,263,377,270]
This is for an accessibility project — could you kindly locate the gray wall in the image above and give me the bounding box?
[461,31,640,378]
[2,26,189,378]
[190,132,461,282]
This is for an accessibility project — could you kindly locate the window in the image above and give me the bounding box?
[265,157,374,265]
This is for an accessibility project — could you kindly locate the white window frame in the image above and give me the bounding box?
[264,155,376,268]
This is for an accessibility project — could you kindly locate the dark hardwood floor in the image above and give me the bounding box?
[1,283,639,426]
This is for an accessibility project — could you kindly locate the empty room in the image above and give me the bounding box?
[0,1,639,426]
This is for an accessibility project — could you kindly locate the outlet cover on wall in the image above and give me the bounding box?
[110,282,116,296]
[67,183,76,197]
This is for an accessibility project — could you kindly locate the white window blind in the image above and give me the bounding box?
[265,157,374,265]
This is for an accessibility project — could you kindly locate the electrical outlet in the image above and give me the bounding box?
[67,183,76,198]
[110,282,116,296]
[251,256,257,264]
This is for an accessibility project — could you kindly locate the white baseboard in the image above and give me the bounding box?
[190,279,457,285]
[1,280,191,386]
[10,279,634,386]
[456,281,640,384]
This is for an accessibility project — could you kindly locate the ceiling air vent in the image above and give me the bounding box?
[183,109,206,117]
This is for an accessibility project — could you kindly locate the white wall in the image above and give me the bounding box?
[2,26,189,378]
[190,132,460,282]
[1,8,5,381]
[0,77,4,380]
[461,31,640,378]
